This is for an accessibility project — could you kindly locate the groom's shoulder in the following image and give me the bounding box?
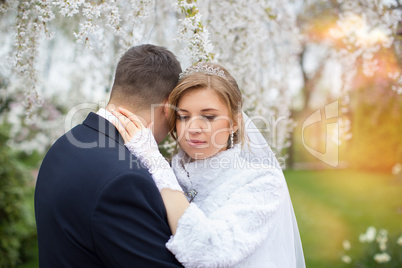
[39,124,154,187]
[42,124,97,162]
[48,113,116,152]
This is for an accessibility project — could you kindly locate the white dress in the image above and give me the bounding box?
[165,145,304,268]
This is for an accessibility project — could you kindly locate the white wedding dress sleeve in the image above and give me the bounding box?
[166,170,286,268]
[124,129,182,193]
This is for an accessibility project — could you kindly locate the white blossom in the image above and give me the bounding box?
[53,0,85,17]
[175,0,213,63]
[1,0,401,157]
[359,226,377,243]
[397,236,402,246]
[373,252,391,263]
[376,228,389,251]
[341,255,352,263]
[342,240,351,250]
[194,0,301,161]
[379,241,387,251]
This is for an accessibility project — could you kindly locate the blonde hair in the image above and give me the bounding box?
[168,63,244,148]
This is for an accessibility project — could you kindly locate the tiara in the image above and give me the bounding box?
[179,62,226,80]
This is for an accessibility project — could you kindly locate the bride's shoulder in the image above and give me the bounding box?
[232,154,282,174]
[225,158,284,187]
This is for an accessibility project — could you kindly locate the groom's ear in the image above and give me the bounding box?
[163,99,169,119]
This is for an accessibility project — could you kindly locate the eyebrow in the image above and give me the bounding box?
[177,108,219,112]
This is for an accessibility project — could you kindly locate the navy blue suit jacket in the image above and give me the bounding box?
[35,112,183,267]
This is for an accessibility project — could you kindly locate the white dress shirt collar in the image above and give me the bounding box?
[96,108,123,127]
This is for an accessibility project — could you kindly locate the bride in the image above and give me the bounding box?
[111,63,305,268]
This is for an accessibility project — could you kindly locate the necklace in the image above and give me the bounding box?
[182,165,198,202]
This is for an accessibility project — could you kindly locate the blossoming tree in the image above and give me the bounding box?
[0,0,400,167]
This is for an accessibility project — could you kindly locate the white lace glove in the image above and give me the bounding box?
[124,128,183,193]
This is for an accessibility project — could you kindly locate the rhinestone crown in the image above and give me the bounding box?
[179,62,226,80]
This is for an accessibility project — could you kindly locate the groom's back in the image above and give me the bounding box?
[35,113,182,267]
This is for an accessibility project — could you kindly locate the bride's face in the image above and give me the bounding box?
[176,87,235,160]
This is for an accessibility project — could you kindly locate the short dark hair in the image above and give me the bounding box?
[110,44,181,110]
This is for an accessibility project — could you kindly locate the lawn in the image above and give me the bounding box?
[285,169,402,267]
[19,169,402,268]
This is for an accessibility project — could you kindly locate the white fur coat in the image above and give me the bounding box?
[166,146,300,268]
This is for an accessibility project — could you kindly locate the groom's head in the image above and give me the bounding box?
[108,44,181,142]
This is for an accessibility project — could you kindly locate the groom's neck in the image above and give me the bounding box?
[106,103,151,127]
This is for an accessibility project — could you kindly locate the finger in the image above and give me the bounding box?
[117,107,142,126]
[111,110,137,136]
[118,107,146,129]
[111,110,127,128]
[112,110,141,139]
[110,112,129,139]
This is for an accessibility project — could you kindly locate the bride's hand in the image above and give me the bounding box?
[110,107,153,144]
[111,108,183,194]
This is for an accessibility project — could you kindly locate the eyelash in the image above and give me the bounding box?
[177,115,189,121]
[204,116,216,121]
[176,115,216,121]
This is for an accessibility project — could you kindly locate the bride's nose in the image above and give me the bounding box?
[187,116,207,134]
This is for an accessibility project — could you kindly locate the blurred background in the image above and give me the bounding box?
[0,0,401,267]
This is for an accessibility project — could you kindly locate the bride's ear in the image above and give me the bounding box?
[233,113,242,133]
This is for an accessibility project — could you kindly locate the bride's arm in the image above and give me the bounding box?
[160,189,189,235]
[111,107,189,235]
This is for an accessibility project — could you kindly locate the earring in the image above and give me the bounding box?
[230,130,234,149]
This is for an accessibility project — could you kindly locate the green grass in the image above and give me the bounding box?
[285,169,402,267]
[18,170,402,268]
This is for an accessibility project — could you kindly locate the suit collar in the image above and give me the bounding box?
[83,112,125,145]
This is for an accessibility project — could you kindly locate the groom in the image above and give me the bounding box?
[35,44,183,267]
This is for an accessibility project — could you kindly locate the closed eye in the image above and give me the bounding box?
[177,114,189,121]
[203,115,216,121]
